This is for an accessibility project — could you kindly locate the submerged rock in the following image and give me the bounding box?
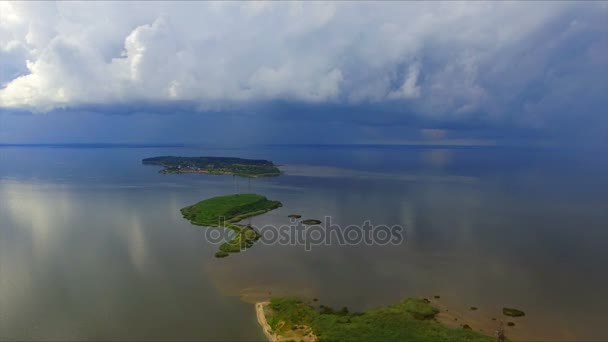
[302,219,322,225]
[502,307,525,317]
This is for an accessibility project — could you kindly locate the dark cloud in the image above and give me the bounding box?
[0,2,606,145]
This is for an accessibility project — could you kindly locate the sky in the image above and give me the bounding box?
[0,1,607,146]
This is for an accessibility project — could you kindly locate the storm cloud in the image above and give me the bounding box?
[0,1,607,131]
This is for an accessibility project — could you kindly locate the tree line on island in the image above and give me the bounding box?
[142,156,281,177]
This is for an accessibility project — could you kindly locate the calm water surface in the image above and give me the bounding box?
[1,145,607,340]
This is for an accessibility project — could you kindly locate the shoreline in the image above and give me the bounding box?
[160,169,280,178]
[255,301,317,342]
[256,302,278,342]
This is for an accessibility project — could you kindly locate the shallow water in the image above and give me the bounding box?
[1,145,607,340]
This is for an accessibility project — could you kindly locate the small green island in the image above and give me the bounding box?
[181,193,282,257]
[257,297,494,342]
[143,156,281,177]
[302,219,322,225]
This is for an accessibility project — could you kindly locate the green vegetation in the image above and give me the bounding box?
[180,194,282,258]
[143,156,281,177]
[502,307,525,317]
[215,251,229,258]
[265,297,493,342]
[181,193,282,226]
[302,219,322,225]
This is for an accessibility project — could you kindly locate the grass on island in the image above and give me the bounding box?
[143,156,281,177]
[215,251,229,258]
[181,193,282,227]
[180,194,282,257]
[265,297,493,342]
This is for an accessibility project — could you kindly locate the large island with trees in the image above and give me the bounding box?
[143,156,281,177]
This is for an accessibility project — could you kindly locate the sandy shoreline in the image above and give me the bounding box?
[256,302,276,342]
[255,302,317,342]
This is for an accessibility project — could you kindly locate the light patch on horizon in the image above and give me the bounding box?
[421,129,448,140]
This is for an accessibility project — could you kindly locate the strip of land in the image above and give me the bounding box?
[257,302,275,341]
[142,156,281,177]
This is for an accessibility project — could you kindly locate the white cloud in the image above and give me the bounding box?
[0,1,605,120]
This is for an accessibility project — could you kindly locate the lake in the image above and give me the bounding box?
[1,144,607,340]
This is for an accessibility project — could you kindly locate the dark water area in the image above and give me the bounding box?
[1,144,607,340]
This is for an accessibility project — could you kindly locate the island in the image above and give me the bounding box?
[143,156,281,177]
[302,219,322,225]
[180,193,282,257]
[257,297,494,342]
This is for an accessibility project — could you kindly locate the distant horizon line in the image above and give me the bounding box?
[0,142,559,149]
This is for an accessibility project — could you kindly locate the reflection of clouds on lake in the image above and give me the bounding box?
[125,215,148,273]
[0,182,74,335]
[0,182,72,258]
[0,180,154,275]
